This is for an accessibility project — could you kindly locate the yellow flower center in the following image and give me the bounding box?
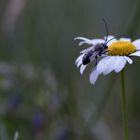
[107,41,136,56]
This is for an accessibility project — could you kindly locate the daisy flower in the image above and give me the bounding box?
[75,35,140,84]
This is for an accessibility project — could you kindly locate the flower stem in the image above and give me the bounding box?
[121,70,128,140]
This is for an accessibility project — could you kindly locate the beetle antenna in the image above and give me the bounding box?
[102,18,109,43]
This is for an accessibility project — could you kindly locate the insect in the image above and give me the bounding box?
[82,43,108,65]
[82,19,115,65]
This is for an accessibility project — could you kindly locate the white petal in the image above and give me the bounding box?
[130,51,140,57]
[75,54,84,64]
[74,37,92,46]
[102,57,117,75]
[124,56,133,64]
[132,39,140,50]
[96,56,114,74]
[74,37,104,46]
[97,56,127,74]
[120,38,131,42]
[77,60,82,68]
[90,39,104,44]
[75,54,84,67]
[74,37,89,41]
[89,68,99,85]
[114,57,127,73]
[80,64,87,74]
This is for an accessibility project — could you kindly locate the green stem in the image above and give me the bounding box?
[121,70,129,140]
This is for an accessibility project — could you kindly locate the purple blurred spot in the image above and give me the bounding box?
[32,112,43,130]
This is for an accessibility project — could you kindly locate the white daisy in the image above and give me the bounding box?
[75,36,140,85]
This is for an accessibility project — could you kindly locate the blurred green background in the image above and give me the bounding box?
[0,0,140,139]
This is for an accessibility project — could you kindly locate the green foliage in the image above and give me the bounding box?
[0,0,140,140]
